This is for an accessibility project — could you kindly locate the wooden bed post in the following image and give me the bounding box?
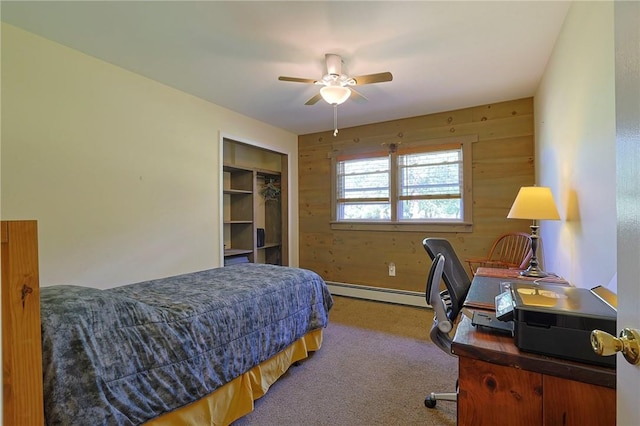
[2,220,45,425]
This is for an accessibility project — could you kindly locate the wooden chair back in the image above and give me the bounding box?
[466,232,532,275]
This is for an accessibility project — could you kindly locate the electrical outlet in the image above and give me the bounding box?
[388,262,396,277]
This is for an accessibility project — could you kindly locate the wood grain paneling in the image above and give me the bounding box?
[298,98,534,291]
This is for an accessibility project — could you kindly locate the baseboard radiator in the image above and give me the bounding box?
[326,281,429,308]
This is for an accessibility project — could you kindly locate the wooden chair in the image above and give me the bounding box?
[465,232,532,276]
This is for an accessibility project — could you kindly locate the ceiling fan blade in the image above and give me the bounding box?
[278,76,318,84]
[349,88,368,103]
[304,93,323,105]
[351,72,393,85]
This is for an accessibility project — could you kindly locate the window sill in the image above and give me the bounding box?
[330,221,473,233]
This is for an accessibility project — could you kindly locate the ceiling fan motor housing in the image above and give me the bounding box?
[325,53,343,76]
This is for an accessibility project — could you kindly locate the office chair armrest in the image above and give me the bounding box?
[433,293,453,333]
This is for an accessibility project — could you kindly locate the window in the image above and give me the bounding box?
[332,136,475,232]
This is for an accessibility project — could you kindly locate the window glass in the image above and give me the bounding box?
[340,202,391,220]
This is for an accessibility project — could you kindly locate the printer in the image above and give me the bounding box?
[495,282,617,368]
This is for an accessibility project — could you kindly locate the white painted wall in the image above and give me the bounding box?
[534,1,616,290]
[1,24,299,288]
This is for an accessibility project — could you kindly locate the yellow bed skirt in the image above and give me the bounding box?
[146,328,324,426]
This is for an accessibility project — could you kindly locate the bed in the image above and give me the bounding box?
[39,263,333,425]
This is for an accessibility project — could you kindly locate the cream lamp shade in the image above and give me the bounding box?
[507,186,560,221]
[320,85,351,105]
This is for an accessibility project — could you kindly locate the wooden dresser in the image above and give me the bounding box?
[453,269,616,425]
[2,220,45,424]
[453,315,616,425]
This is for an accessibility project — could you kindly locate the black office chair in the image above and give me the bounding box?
[422,238,472,319]
[422,238,472,409]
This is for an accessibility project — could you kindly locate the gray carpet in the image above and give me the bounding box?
[233,296,457,426]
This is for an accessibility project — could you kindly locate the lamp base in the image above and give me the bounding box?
[520,223,548,278]
[520,266,549,278]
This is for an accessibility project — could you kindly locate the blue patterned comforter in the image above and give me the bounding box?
[40,263,333,425]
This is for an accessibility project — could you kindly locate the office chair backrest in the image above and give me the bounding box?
[422,237,471,319]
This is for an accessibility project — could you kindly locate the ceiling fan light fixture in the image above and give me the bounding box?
[320,85,351,105]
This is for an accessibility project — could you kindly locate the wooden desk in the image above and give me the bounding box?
[452,271,616,425]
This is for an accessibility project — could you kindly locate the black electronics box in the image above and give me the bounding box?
[257,228,265,248]
[510,282,616,368]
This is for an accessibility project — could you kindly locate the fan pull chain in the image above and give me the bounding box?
[333,104,339,137]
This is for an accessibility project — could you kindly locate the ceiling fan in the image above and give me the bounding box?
[278,54,393,136]
[278,53,393,106]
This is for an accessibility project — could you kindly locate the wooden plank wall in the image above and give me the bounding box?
[298,97,535,292]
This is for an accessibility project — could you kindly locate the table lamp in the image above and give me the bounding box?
[507,186,560,277]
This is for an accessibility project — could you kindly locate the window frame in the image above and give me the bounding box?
[330,135,476,232]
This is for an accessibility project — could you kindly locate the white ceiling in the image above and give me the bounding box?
[2,1,571,135]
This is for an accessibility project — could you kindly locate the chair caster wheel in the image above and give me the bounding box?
[424,396,437,408]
